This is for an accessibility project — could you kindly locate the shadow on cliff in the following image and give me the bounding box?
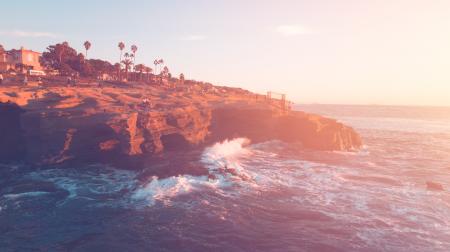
[0,102,26,162]
[5,94,135,168]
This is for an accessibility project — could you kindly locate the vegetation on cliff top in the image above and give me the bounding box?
[39,41,177,82]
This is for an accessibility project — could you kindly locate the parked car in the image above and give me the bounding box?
[28,70,46,76]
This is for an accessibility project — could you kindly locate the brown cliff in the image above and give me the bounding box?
[209,107,361,151]
[0,81,362,168]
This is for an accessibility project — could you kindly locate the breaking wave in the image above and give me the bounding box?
[131,138,254,206]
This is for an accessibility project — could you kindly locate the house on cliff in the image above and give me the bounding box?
[0,45,43,73]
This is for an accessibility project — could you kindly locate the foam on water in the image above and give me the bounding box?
[131,138,255,206]
[200,137,253,182]
[2,191,50,199]
[198,138,450,250]
[25,166,137,206]
[4,139,256,209]
[132,175,209,206]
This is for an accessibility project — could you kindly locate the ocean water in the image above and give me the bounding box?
[1,105,450,252]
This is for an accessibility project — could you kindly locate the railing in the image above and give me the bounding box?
[265,91,291,113]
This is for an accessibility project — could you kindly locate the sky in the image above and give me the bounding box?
[1,0,450,106]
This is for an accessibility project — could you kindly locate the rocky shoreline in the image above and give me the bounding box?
[0,81,362,170]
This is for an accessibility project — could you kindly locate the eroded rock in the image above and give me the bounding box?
[0,83,362,169]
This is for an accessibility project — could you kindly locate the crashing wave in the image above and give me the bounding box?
[131,138,254,206]
[200,137,253,181]
[19,139,259,208]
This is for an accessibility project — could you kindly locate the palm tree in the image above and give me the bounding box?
[129,53,135,80]
[158,65,168,85]
[121,52,133,81]
[179,73,185,85]
[131,45,137,66]
[153,59,159,76]
[118,42,125,80]
[160,59,165,74]
[162,66,169,76]
[152,58,164,75]
[83,41,91,58]
[118,42,125,62]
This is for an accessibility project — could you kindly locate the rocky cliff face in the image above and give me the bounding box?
[0,102,26,162]
[16,105,213,167]
[209,108,362,151]
[0,84,362,169]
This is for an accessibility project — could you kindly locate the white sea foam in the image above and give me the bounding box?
[132,175,210,206]
[131,138,254,206]
[28,167,137,205]
[201,137,253,181]
[2,191,50,199]
[20,139,256,208]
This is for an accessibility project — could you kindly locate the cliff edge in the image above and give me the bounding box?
[0,81,362,168]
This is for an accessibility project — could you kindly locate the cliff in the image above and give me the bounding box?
[0,81,362,169]
[0,102,26,161]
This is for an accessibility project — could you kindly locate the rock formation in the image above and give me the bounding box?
[0,102,26,161]
[0,81,362,169]
[209,107,361,151]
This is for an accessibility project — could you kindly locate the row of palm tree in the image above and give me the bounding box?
[117,42,141,80]
[118,43,138,69]
[80,40,176,82]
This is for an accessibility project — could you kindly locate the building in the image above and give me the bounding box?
[0,46,43,73]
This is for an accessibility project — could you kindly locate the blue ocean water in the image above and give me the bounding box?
[1,105,450,251]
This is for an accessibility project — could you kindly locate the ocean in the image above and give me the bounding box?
[1,104,450,251]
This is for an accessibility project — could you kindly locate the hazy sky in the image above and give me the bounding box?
[1,0,450,106]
